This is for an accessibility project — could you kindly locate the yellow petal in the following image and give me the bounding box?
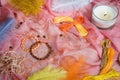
[54,16,74,23]
[74,24,88,37]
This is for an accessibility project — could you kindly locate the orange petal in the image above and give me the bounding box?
[59,22,73,32]
[74,16,84,24]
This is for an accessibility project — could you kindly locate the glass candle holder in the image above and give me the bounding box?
[92,4,119,29]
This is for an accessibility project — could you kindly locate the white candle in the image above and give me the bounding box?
[92,5,118,29]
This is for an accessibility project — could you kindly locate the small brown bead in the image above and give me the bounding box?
[20,22,23,25]
[13,12,17,17]
[118,54,120,64]
[9,46,13,50]
[43,35,46,38]
[59,34,63,37]
[60,22,63,24]
[37,35,40,38]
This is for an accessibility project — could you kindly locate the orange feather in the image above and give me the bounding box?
[60,56,89,80]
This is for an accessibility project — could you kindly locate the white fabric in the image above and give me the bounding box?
[51,0,92,12]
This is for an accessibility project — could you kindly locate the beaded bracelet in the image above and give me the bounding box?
[20,35,39,52]
[29,41,52,60]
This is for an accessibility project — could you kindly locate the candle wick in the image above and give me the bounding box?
[104,14,107,16]
[104,11,108,16]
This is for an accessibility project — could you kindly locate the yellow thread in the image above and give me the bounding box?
[82,69,120,80]
[100,48,115,74]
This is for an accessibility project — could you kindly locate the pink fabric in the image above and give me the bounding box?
[0,7,9,23]
[0,0,120,79]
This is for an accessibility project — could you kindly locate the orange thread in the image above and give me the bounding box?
[100,48,115,74]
